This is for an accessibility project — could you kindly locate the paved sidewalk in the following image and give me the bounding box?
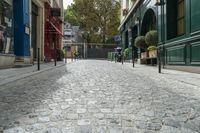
[123,62,200,87]
[0,59,75,86]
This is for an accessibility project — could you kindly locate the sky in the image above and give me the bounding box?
[63,0,74,9]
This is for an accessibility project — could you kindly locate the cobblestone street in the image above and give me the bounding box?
[1,60,200,133]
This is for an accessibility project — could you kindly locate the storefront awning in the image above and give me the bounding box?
[48,21,64,37]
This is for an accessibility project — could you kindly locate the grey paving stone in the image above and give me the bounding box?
[4,127,24,133]
[78,119,91,126]
[1,60,200,132]
[76,126,92,133]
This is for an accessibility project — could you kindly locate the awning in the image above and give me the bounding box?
[48,21,64,37]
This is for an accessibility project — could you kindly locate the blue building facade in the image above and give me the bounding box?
[0,0,31,68]
[13,0,30,60]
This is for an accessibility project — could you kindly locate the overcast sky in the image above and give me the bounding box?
[63,0,73,9]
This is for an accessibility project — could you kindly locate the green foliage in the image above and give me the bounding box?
[69,0,120,44]
[123,48,129,59]
[64,4,80,26]
[134,36,147,49]
[57,49,65,60]
[145,30,158,46]
[147,46,157,51]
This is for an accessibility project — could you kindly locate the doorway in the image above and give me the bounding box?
[31,2,38,60]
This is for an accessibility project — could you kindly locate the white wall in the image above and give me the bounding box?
[120,0,137,23]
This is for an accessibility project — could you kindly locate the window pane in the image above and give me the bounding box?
[178,1,184,19]
[178,19,184,35]
[177,0,184,36]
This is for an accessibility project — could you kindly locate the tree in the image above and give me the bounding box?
[64,0,120,44]
[64,4,80,26]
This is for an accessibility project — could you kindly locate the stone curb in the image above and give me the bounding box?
[0,63,67,87]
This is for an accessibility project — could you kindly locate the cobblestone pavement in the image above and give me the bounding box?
[1,60,200,133]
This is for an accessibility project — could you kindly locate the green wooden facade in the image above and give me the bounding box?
[120,0,200,66]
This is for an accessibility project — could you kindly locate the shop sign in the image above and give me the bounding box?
[25,26,30,35]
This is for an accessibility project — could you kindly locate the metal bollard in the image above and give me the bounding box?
[38,48,40,71]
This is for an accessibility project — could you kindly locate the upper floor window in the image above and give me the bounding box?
[167,0,185,40]
[177,0,184,36]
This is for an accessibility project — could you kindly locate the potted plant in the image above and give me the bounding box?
[57,48,65,61]
[147,46,157,58]
[123,48,129,60]
[134,36,148,59]
[145,30,158,58]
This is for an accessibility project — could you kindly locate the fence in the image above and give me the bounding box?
[87,44,116,59]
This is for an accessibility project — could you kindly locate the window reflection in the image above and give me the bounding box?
[0,0,13,54]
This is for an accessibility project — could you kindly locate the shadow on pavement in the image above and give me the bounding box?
[0,66,67,130]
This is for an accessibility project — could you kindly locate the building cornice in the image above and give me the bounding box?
[118,0,140,30]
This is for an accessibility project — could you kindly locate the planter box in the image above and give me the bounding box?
[0,53,15,68]
[149,50,157,58]
[141,52,148,59]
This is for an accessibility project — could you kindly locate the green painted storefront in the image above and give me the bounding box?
[120,0,200,67]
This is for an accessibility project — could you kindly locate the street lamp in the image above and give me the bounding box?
[155,0,165,73]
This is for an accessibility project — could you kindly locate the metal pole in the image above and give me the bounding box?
[37,48,40,71]
[158,47,161,73]
[132,48,135,67]
[54,43,57,66]
[65,48,67,64]
[162,3,165,69]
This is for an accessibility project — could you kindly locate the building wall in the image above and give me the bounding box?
[163,0,200,66]
[120,0,136,23]
[30,0,45,62]
[13,0,30,63]
[120,0,200,67]
[44,0,63,61]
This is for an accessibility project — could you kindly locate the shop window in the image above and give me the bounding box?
[167,0,185,40]
[0,0,13,54]
[177,0,184,35]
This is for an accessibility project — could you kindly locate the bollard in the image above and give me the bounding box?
[65,49,67,64]
[158,49,161,73]
[38,48,40,71]
[55,48,57,66]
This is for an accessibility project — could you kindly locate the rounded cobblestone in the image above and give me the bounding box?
[0,60,200,133]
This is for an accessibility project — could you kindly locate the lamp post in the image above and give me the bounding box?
[155,0,165,73]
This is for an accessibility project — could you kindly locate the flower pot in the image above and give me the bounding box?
[141,52,148,59]
[149,50,157,58]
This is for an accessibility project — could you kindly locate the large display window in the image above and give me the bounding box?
[0,0,13,54]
